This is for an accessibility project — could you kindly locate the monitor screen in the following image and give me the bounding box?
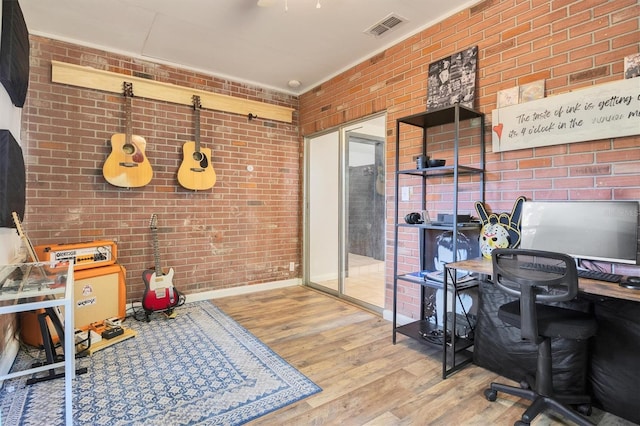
[520,201,639,265]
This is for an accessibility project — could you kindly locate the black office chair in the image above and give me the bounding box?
[484,248,597,426]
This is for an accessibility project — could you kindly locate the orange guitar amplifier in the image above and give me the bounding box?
[34,240,117,270]
[19,309,61,347]
[20,264,127,345]
[73,264,126,330]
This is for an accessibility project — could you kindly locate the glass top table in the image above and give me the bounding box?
[0,262,75,425]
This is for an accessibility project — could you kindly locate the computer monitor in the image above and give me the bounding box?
[520,201,639,265]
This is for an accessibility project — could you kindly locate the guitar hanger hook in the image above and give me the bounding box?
[248,113,258,121]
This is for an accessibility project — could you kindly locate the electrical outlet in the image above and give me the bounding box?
[289,262,295,271]
[401,186,414,201]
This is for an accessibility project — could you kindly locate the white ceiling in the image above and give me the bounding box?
[19,0,475,95]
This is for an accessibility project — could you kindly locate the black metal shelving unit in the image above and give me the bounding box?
[392,104,485,378]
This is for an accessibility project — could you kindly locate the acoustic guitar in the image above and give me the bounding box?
[142,214,180,316]
[177,95,216,190]
[102,82,153,188]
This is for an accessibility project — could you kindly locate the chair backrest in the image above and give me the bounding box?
[491,248,579,341]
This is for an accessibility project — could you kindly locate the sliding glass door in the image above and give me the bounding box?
[305,114,386,311]
[307,130,340,294]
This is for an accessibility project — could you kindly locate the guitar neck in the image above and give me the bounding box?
[193,95,201,153]
[194,108,201,152]
[152,227,163,275]
[125,94,133,146]
[12,212,40,263]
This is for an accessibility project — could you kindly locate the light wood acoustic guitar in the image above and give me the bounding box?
[142,214,180,319]
[102,82,153,188]
[177,95,216,190]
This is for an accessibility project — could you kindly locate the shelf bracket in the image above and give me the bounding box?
[50,60,294,123]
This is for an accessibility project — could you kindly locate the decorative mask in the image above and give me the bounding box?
[474,196,526,259]
[479,222,511,258]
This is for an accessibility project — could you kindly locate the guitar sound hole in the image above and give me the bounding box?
[122,143,135,155]
[192,152,204,162]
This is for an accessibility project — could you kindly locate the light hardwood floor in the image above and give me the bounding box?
[213,286,630,426]
[314,253,385,308]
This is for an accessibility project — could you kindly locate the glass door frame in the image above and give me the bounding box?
[303,113,386,313]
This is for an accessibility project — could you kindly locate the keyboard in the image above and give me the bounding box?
[577,269,622,283]
[520,262,622,283]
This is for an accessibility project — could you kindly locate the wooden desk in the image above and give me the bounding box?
[448,257,640,302]
[449,257,640,423]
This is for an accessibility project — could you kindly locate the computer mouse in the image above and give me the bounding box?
[619,276,640,290]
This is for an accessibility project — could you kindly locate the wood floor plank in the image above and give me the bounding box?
[212,286,632,426]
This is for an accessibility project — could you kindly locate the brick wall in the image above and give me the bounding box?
[298,0,640,318]
[20,36,301,304]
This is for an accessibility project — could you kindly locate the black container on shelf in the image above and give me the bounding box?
[416,155,429,169]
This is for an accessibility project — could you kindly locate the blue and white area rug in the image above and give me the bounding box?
[0,301,321,425]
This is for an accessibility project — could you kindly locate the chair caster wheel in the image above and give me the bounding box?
[576,404,592,416]
[515,421,530,426]
[484,388,497,401]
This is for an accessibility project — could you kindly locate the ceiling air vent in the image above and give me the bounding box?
[364,13,407,37]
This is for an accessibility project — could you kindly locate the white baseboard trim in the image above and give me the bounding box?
[186,278,301,302]
[126,279,301,314]
[177,278,302,304]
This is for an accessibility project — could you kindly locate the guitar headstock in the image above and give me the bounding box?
[192,95,201,110]
[11,211,24,235]
[149,214,158,231]
[123,81,134,98]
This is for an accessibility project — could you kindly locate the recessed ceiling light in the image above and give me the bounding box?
[288,80,301,89]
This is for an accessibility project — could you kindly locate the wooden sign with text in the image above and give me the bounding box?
[491,77,640,152]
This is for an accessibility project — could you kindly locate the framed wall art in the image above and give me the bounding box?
[519,79,545,103]
[491,77,640,153]
[624,52,640,79]
[427,46,477,111]
[497,86,519,108]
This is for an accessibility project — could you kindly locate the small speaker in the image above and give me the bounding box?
[0,0,30,107]
[436,213,471,224]
[0,130,25,227]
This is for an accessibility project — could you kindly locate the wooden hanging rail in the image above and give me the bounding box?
[50,60,294,123]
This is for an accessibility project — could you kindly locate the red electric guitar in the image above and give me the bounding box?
[142,214,181,318]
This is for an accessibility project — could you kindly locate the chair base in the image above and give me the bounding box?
[484,382,593,426]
